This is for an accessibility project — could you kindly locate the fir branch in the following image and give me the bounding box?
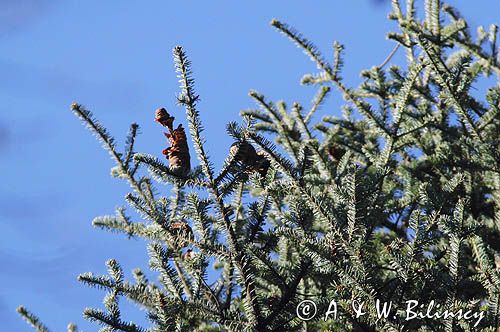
[124,123,139,170]
[148,243,185,302]
[378,44,400,69]
[172,256,194,301]
[392,60,427,133]
[390,0,416,62]
[470,236,499,294]
[305,86,331,124]
[83,308,145,332]
[78,272,115,290]
[106,259,124,284]
[71,103,121,163]
[345,167,357,243]
[270,19,332,74]
[213,135,242,186]
[442,3,471,40]
[430,0,442,40]
[71,104,166,237]
[262,259,312,326]
[291,104,332,179]
[248,131,297,179]
[172,48,263,328]
[67,323,78,332]
[271,19,390,135]
[173,46,214,182]
[134,153,183,184]
[246,196,271,243]
[418,36,484,142]
[249,90,300,161]
[450,30,500,75]
[126,193,163,226]
[332,41,345,80]
[17,306,51,332]
[218,171,249,199]
[240,108,273,124]
[335,79,391,136]
[390,0,404,21]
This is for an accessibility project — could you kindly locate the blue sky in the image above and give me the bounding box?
[1,1,498,330]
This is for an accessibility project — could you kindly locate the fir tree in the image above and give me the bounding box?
[18,1,499,331]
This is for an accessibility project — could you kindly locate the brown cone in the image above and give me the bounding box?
[254,151,270,177]
[155,108,175,130]
[170,221,193,247]
[162,124,191,177]
[327,145,345,162]
[230,141,259,165]
[183,249,196,260]
[170,221,193,234]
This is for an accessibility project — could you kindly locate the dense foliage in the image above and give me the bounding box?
[19,1,499,331]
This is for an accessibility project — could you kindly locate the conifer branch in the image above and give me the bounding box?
[249,90,300,161]
[270,19,332,74]
[71,103,121,163]
[172,46,263,328]
[452,38,500,75]
[305,86,331,124]
[67,323,78,332]
[291,103,332,178]
[271,19,390,135]
[71,105,167,232]
[332,41,345,80]
[124,123,139,170]
[173,46,213,182]
[83,308,145,332]
[17,306,51,332]
[392,60,427,133]
[418,36,485,143]
[378,44,401,69]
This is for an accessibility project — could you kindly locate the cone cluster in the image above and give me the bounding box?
[155,108,191,177]
[229,141,270,177]
[327,145,345,162]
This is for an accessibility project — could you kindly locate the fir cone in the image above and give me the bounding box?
[162,124,191,177]
[327,145,345,162]
[155,108,191,177]
[155,107,175,130]
[183,249,196,261]
[253,150,270,177]
[229,141,270,177]
[170,221,193,235]
[170,221,193,247]
[230,141,259,165]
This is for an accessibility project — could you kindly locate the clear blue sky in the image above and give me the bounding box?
[1,1,498,330]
